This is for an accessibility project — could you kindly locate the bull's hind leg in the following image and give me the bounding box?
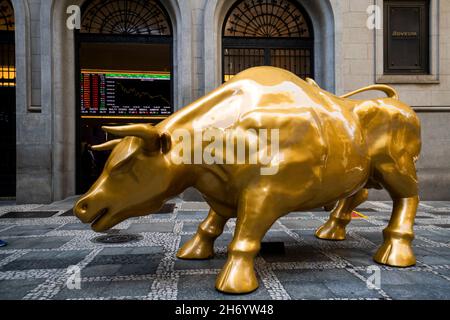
[216,189,279,294]
[316,189,369,241]
[373,156,419,267]
[374,197,418,267]
[177,209,229,260]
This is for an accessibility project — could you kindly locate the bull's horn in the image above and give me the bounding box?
[91,139,121,151]
[102,124,158,140]
[102,124,171,154]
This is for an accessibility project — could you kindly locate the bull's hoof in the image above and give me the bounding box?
[216,257,258,294]
[374,238,416,267]
[315,220,347,241]
[177,235,214,260]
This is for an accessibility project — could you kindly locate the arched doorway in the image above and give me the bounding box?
[222,0,314,82]
[76,0,173,193]
[0,0,15,198]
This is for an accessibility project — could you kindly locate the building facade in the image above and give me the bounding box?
[1,0,449,203]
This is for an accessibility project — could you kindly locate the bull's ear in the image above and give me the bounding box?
[91,139,121,151]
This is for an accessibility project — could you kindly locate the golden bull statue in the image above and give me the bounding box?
[74,66,421,294]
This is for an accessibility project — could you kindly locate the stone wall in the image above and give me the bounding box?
[14,0,53,203]
[12,0,450,203]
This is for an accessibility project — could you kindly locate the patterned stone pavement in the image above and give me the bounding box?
[0,198,449,300]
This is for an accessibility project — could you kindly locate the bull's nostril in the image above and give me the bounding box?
[74,201,93,223]
[75,201,89,217]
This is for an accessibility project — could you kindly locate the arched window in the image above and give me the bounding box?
[223,0,314,81]
[0,0,15,197]
[75,0,173,193]
[81,0,171,35]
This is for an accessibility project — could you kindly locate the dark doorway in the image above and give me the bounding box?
[222,0,314,82]
[0,0,15,198]
[75,0,174,194]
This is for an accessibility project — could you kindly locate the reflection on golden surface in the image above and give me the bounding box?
[74,66,421,294]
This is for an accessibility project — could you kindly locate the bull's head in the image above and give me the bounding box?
[74,124,182,232]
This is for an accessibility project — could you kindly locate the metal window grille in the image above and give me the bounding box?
[224,0,310,38]
[223,0,314,81]
[81,0,171,35]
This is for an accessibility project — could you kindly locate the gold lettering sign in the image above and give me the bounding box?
[392,31,418,37]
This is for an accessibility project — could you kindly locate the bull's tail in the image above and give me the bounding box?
[305,78,399,100]
[340,85,399,100]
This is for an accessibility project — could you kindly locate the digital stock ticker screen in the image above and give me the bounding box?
[80,70,172,118]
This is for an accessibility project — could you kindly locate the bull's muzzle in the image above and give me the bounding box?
[74,196,108,224]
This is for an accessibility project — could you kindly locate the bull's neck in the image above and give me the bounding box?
[156,83,239,199]
[176,161,234,206]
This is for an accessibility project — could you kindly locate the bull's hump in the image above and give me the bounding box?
[162,66,339,133]
[192,79,325,131]
[229,66,306,87]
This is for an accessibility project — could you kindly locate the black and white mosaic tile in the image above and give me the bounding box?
[0,199,449,300]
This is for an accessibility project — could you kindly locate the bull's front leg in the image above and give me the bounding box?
[316,188,369,241]
[177,209,229,260]
[216,189,280,294]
